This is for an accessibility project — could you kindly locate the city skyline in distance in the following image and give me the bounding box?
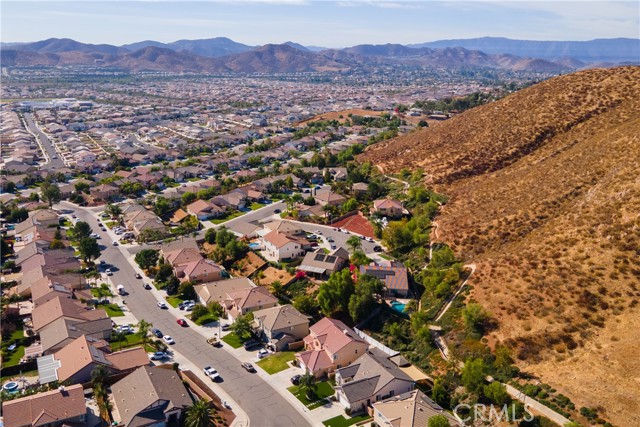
[2,1,639,48]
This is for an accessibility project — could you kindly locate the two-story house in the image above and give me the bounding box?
[296,318,369,378]
[253,304,310,351]
[225,286,279,321]
[372,199,408,218]
[261,230,307,262]
[2,384,87,427]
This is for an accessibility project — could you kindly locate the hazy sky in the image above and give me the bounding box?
[2,1,638,47]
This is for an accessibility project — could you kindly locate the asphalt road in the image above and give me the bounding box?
[59,202,311,427]
[23,113,65,170]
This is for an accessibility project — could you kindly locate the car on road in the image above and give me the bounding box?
[135,273,142,279]
[176,319,188,327]
[330,244,337,250]
[290,374,301,385]
[71,214,77,219]
[274,209,281,214]
[112,241,119,246]
[157,302,168,309]
[243,339,261,350]
[143,283,152,290]
[100,227,107,232]
[366,237,374,242]
[326,237,334,242]
[163,335,175,345]
[52,155,58,159]
[105,268,113,276]
[149,351,168,361]
[241,362,256,373]
[373,245,383,252]
[151,328,163,338]
[203,366,220,380]
[90,233,101,239]
[257,349,269,359]
[117,284,126,296]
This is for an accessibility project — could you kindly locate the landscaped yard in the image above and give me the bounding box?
[249,202,265,210]
[105,221,118,229]
[103,304,125,317]
[256,351,296,374]
[378,253,394,261]
[193,314,219,326]
[288,381,334,410]
[166,296,184,308]
[1,327,25,368]
[221,332,244,349]
[322,415,371,427]
[210,210,244,225]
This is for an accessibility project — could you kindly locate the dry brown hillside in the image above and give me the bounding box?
[360,66,640,426]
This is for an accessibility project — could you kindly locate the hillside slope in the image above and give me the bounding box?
[360,66,640,426]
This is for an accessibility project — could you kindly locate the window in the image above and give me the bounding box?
[355,349,358,354]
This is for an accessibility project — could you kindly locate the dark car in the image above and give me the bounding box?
[373,246,383,252]
[151,328,163,338]
[135,273,142,279]
[143,283,152,290]
[290,375,301,385]
[274,209,281,214]
[241,362,256,373]
[177,319,188,327]
[243,339,261,350]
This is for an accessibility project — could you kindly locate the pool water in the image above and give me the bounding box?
[390,301,406,313]
[3,381,19,393]
[249,243,261,250]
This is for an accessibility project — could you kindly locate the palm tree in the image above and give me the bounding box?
[113,331,127,351]
[298,373,317,400]
[269,280,284,299]
[185,399,218,427]
[136,319,153,349]
[346,236,362,253]
[91,365,112,422]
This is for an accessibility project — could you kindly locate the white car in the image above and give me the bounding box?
[149,351,168,360]
[257,349,269,359]
[157,302,168,309]
[163,335,175,345]
[105,268,113,276]
[203,366,220,380]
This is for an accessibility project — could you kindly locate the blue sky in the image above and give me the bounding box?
[2,1,638,47]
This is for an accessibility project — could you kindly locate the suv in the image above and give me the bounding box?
[203,366,220,380]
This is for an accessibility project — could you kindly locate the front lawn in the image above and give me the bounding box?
[256,351,296,374]
[166,296,184,308]
[249,202,264,210]
[210,210,244,225]
[288,381,334,409]
[105,221,118,229]
[104,304,125,317]
[193,314,219,326]
[221,332,244,349]
[378,253,394,261]
[322,415,371,427]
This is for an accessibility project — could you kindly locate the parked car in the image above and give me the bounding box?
[112,241,119,246]
[163,335,175,345]
[143,283,152,290]
[243,339,261,350]
[203,366,220,380]
[149,351,168,360]
[373,246,383,252]
[117,284,126,295]
[116,325,134,334]
[366,237,374,242]
[274,209,281,214]
[221,324,231,331]
[105,268,113,276]
[90,233,100,239]
[290,374,301,385]
[177,319,188,327]
[157,302,168,309]
[207,336,222,347]
[151,328,163,338]
[135,273,142,279]
[257,349,269,359]
[241,362,256,373]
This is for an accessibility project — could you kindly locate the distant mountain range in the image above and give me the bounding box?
[1,36,637,74]
[409,37,639,63]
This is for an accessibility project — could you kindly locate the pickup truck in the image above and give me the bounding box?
[207,336,222,347]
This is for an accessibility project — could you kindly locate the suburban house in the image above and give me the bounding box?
[253,304,310,351]
[315,190,347,207]
[90,184,119,202]
[224,286,279,321]
[334,348,415,414]
[38,335,148,384]
[372,199,408,218]
[186,199,224,220]
[38,312,113,355]
[1,384,87,427]
[298,247,350,279]
[372,389,461,427]
[180,258,224,283]
[227,220,262,239]
[261,230,308,262]
[296,318,369,378]
[194,277,255,306]
[359,262,410,298]
[112,366,192,427]
[32,296,109,336]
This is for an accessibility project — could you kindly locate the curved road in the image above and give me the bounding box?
[59,202,310,427]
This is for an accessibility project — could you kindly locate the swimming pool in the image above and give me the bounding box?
[249,243,261,250]
[3,381,19,393]
[390,301,406,314]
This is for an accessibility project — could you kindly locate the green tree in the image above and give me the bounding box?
[231,313,254,340]
[29,192,40,201]
[41,182,61,207]
[346,235,362,253]
[182,192,197,206]
[178,281,197,300]
[298,373,317,400]
[342,198,358,213]
[348,274,384,323]
[75,182,90,194]
[494,345,516,377]
[154,197,174,218]
[136,319,153,349]
[190,304,209,322]
[483,382,509,406]
[3,181,16,193]
[112,330,127,350]
[431,378,448,407]
[49,239,65,249]
[204,228,217,244]
[462,358,487,394]
[72,221,93,239]
[155,263,174,284]
[207,301,224,318]
[78,237,101,263]
[105,203,122,218]
[135,249,159,270]
[427,415,450,427]
[293,294,319,316]
[462,303,489,335]
[285,175,294,189]
[1,238,13,258]
[185,399,218,427]
[317,269,355,316]
[269,280,285,299]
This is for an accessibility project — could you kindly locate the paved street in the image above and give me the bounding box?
[23,113,65,170]
[58,202,312,427]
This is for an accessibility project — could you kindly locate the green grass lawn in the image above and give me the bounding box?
[105,221,118,229]
[1,369,38,382]
[210,210,244,225]
[2,328,25,368]
[186,177,201,182]
[288,381,334,409]
[103,304,125,317]
[322,415,371,427]
[249,202,265,210]
[378,253,394,261]
[166,296,184,307]
[193,314,219,326]
[221,332,244,349]
[256,351,296,374]
[111,333,146,351]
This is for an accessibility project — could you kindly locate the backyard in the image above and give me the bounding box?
[288,381,334,409]
[1,327,25,368]
[256,351,296,374]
